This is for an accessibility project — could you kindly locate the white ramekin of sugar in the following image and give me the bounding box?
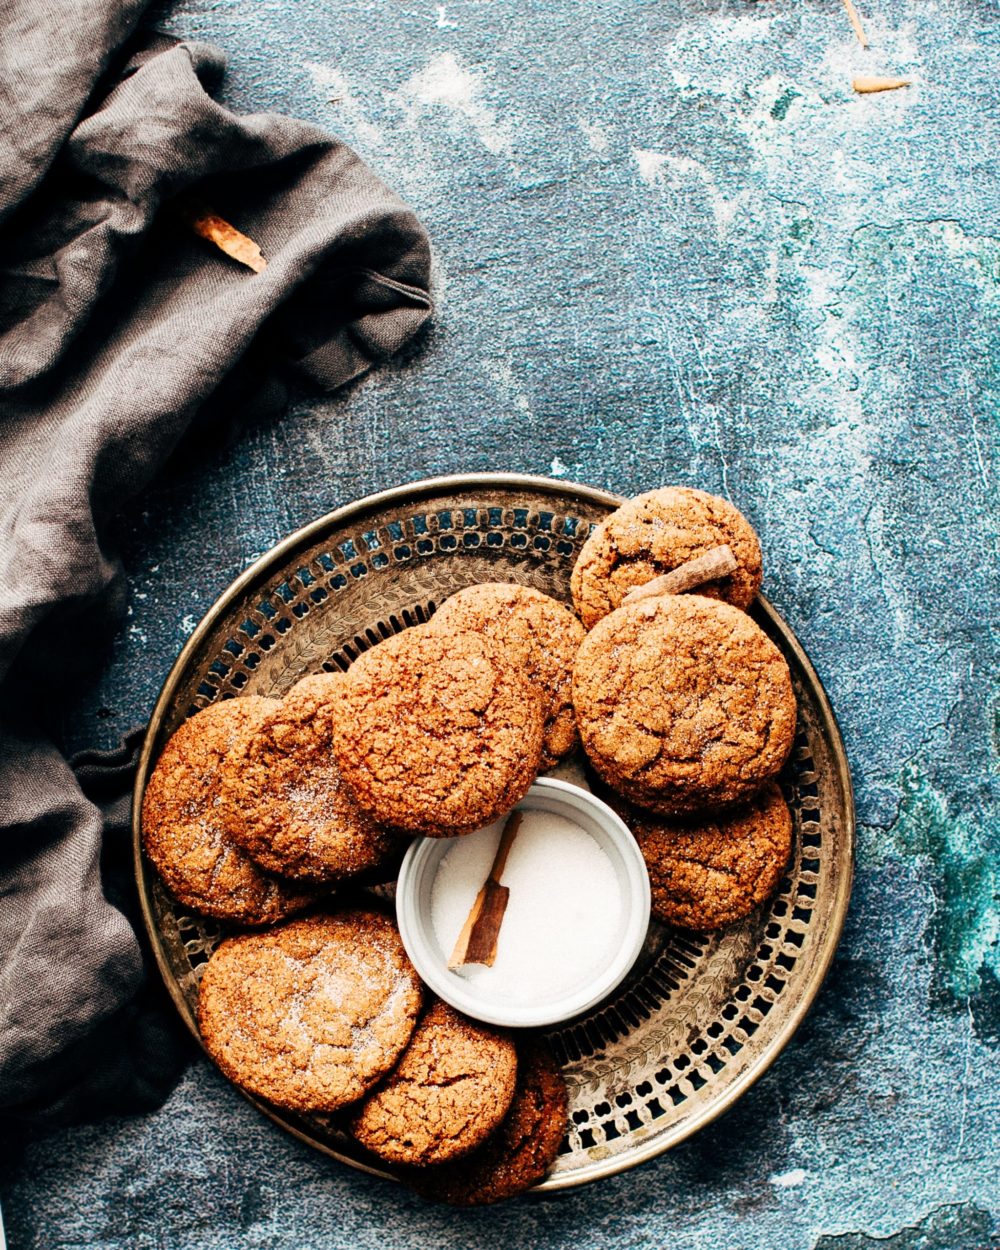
[396,777,651,1029]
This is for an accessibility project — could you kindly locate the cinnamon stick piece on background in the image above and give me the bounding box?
[841,0,870,48]
[180,202,268,273]
[853,76,911,94]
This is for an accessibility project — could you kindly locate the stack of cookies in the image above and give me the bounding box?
[142,584,585,1204]
[570,487,797,930]
[140,482,797,1203]
[194,909,568,1206]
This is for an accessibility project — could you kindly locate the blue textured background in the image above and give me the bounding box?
[2,0,998,1247]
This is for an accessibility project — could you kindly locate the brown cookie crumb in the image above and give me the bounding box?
[573,594,796,814]
[351,1000,517,1167]
[141,697,318,926]
[331,627,544,836]
[428,582,585,767]
[623,782,793,929]
[404,1039,568,1205]
[571,487,763,628]
[221,673,399,883]
[197,910,423,1113]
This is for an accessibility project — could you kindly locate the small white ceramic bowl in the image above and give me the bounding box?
[396,776,651,1028]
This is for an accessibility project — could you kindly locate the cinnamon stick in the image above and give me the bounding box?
[841,0,870,48]
[622,545,739,606]
[853,76,910,94]
[448,810,523,969]
[181,203,268,273]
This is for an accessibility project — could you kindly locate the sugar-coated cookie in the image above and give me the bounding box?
[332,627,544,836]
[571,487,762,628]
[221,673,399,883]
[351,1000,517,1166]
[622,782,793,929]
[141,697,318,925]
[404,1040,568,1205]
[573,595,796,814]
[197,910,423,1112]
[428,582,585,768]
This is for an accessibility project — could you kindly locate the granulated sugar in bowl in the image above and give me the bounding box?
[396,778,651,1028]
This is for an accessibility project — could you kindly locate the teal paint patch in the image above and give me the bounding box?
[770,87,800,121]
[812,1202,995,1250]
[886,762,999,1012]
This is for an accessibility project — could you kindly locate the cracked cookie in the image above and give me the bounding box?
[571,487,763,628]
[331,627,544,836]
[403,1038,568,1205]
[427,582,585,768]
[621,782,793,929]
[141,697,318,926]
[573,594,796,814]
[220,673,399,884]
[197,909,423,1113]
[350,1000,517,1166]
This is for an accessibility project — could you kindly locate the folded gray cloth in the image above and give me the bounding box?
[0,5,431,1122]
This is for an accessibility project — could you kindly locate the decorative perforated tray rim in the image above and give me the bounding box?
[133,473,854,1192]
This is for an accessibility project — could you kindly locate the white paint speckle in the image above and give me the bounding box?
[550,456,569,477]
[803,265,862,393]
[401,3,455,27]
[770,1168,807,1188]
[579,118,610,153]
[485,358,532,415]
[180,613,197,636]
[631,150,748,238]
[303,63,383,149]
[402,52,513,157]
[633,148,671,185]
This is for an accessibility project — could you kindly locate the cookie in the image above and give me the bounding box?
[573,594,796,814]
[404,1040,568,1205]
[197,910,423,1113]
[221,673,399,883]
[428,583,585,767]
[571,487,763,628]
[331,627,544,836]
[623,783,793,929]
[350,1000,517,1167]
[141,697,318,926]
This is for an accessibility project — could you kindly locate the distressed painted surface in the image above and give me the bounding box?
[1,0,997,1247]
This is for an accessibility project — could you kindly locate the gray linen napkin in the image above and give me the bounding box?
[0,9,431,1122]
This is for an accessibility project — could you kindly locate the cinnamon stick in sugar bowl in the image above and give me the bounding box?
[396,778,651,1028]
